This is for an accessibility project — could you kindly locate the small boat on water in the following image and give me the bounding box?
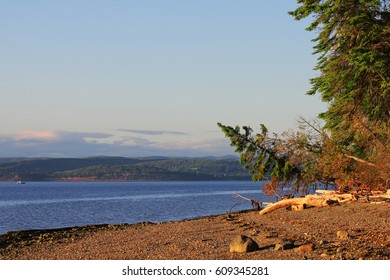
[16,181,26,184]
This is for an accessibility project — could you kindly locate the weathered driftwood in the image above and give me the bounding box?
[259,193,356,215]
[315,190,335,195]
[367,193,390,204]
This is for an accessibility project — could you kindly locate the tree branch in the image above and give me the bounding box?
[343,154,376,167]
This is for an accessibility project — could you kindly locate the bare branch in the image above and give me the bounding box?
[343,155,376,167]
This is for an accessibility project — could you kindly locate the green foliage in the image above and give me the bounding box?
[290,0,389,159]
[219,1,389,195]
[218,121,325,196]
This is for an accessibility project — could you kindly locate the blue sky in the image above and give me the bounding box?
[0,0,326,157]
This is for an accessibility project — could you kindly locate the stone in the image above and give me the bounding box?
[293,243,314,253]
[303,233,313,241]
[265,231,278,238]
[274,243,284,251]
[229,235,259,253]
[337,230,349,240]
[336,247,346,253]
[274,241,295,251]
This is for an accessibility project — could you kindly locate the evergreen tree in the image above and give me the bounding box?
[219,0,389,196]
[290,0,389,161]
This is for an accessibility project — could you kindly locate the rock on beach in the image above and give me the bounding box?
[229,235,259,253]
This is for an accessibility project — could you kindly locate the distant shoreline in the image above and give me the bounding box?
[0,156,251,182]
[0,178,253,183]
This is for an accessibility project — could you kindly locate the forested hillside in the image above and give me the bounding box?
[0,157,251,181]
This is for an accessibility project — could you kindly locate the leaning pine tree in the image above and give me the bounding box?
[219,0,389,198]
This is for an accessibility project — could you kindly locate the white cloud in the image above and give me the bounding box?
[0,130,234,158]
[14,130,60,141]
[117,129,188,136]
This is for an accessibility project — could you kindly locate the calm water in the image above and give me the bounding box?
[0,181,269,234]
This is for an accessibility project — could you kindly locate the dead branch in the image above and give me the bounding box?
[343,155,376,167]
[315,190,335,195]
[233,193,270,210]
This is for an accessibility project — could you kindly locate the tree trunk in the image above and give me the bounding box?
[259,193,356,215]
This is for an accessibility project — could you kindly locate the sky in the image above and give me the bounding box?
[0,0,327,158]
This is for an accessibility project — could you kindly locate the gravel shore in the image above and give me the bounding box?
[1,200,389,260]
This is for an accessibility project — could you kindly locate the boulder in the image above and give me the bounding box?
[229,235,259,253]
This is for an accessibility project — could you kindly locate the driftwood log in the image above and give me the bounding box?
[259,192,357,215]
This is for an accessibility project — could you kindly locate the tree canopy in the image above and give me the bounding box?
[219,0,389,197]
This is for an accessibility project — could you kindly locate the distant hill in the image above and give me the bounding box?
[0,156,251,182]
